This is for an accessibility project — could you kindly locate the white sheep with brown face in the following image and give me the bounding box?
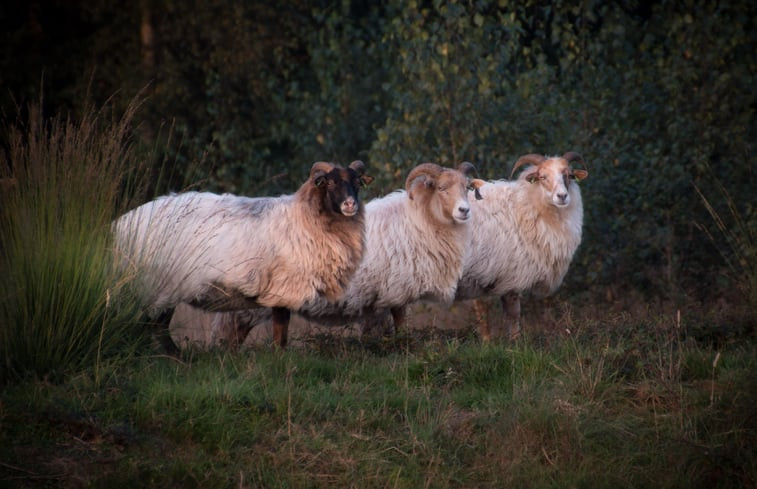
[112,160,372,351]
[455,152,588,340]
[205,162,486,347]
[307,162,484,314]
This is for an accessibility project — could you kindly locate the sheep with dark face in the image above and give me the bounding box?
[113,160,372,351]
[456,152,588,340]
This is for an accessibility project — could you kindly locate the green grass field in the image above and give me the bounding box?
[1,309,754,488]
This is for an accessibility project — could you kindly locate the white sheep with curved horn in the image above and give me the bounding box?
[455,151,588,340]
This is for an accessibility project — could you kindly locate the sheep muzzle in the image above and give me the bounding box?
[340,196,359,217]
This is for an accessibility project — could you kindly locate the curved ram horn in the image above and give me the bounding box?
[405,163,442,199]
[561,152,586,169]
[457,161,478,177]
[309,161,336,187]
[458,161,485,200]
[510,154,546,180]
[310,161,335,178]
[348,160,366,175]
[405,163,442,191]
[562,152,589,180]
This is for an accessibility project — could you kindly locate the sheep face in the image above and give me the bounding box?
[309,160,373,218]
[406,163,486,225]
[512,153,588,209]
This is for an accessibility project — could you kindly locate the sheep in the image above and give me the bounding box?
[454,151,588,340]
[113,160,372,352]
[212,161,486,347]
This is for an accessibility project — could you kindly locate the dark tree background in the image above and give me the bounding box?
[1,0,755,309]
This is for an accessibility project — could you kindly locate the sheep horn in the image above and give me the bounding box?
[310,161,335,187]
[405,163,442,199]
[405,163,442,191]
[510,154,546,180]
[348,160,366,175]
[349,160,374,187]
[457,161,478,177]
[562,152,589,180]
[562,152,587,170]
[310,161,335,177]
[458,161,484,200]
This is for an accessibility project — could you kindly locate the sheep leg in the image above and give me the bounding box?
[500,292,521,340]
[390,307,406,335]
[271,307,291,348]
[209,311,235,348]
[234,316,254,348]
[214,312,252,349]
[472,299,491,341]
[155,308,181,356]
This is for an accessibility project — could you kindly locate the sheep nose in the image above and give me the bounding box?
[556,192,568,202]
[341,197,358,216]
[459,206,470,217]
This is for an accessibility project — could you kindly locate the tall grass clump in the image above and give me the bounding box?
[0,96,151,384]
[695,174,757,311]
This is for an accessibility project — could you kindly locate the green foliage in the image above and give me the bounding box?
[564,1,757,297]
[145,1,299,194]
[267,2,390,168]
[0,97,150,384]
[369,0,545,190]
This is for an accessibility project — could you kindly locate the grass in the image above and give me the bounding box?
[695,175,757,309]
[1,314,754,488]
[0,96,152,384]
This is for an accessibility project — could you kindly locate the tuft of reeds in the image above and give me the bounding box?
[0,95,152,384]
[694,174,757,310]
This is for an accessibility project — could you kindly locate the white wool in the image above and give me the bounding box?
[456,177,583,299]
[116,192,306,312]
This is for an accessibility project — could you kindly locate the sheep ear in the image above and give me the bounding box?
[360,175,374,187]
[469,178,486,200]
[525,169,540,183]
[313,172,327,187]
[571,169,588,181]
[346,160,373,187]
